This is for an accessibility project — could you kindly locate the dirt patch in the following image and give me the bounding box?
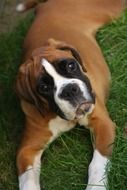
[0,0,25,33]
[0,0,47,33]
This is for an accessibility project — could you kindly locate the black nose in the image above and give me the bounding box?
[59,83,80,100]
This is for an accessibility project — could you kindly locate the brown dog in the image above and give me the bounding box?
[16,0,125,190]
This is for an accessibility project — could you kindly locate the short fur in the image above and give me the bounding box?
[15,0,126,190]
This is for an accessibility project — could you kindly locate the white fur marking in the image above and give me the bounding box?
[19,150,43,190]
[85,150,108,190]
[41,59,89,98]
[41,59,92,120]
[42,59,66,82]
[16,3,26,12]
[49,116,76,143]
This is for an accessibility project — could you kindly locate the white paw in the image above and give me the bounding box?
[85,150,108,190]
[19,167,41,190]
[85,185,106,190]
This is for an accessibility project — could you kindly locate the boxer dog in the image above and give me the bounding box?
[16,0,126,189]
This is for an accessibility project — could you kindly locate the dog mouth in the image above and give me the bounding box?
[75,102,94,119]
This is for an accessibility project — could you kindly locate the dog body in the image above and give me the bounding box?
[16,0,125,190]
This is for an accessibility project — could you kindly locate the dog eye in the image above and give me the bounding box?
[40,83,48,91]
[66,60,77,73]
[37,75,54,95]
[38,83,49,94]
[57,59,78,75]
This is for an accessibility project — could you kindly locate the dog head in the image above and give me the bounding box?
[16,39,95,120]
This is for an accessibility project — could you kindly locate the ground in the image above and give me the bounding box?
[0,0,22,33]
[0,1,127,190]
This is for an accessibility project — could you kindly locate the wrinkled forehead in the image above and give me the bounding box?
[29,47,75,79]
[32,46,73,65]
[42,50,73,67]
[41,50,78,75]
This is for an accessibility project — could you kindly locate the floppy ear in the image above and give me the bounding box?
[15,58,49,116]
[16,60,35,105]
[47,38,87,72]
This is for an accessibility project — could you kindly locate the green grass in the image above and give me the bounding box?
[0,11,127,190]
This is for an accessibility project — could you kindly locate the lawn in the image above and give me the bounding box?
[0,10,127,190]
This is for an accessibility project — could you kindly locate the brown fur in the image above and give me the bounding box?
[16,0,126,175]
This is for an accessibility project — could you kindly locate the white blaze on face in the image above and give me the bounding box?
[41,59,91,120]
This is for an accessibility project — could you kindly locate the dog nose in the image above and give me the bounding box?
[60,83,80,100]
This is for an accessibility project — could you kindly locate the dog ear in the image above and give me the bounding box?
[47,38,87,72]
[15,58,49,116]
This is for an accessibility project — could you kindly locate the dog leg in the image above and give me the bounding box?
[17,111,76,190]
[85,105,115,190]
[85,150,108,190]
[17,114,54,190]
[16,103,49,190]
[18,150,43,190]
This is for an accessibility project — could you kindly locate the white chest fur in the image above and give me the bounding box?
[48,116,76,143]
[48,113,91,144]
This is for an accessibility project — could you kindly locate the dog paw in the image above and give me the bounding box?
[85,185,106,190]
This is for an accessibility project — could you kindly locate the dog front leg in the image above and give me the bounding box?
[17,118,53,190]
[86,150,109,190]
[17,114,76,190]
[18,149,43,190]
[85,108,115,190]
